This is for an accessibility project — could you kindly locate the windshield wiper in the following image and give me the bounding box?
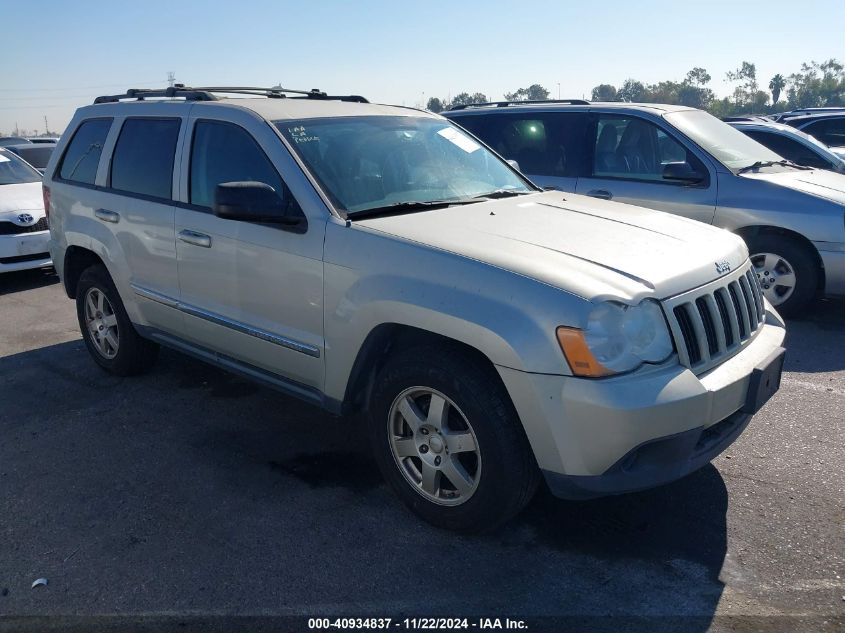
[471,189,531,200]
[347,199,481,220]
[738,159,812,174]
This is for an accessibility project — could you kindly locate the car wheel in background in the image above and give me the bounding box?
[75,264,159,375]
[747,235,819,317]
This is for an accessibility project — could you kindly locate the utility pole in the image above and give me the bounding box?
[557,83,561,99]
[44,116,49,135]
[167,71,176,87]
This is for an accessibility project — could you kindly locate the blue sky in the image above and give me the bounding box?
[2,0,843,134]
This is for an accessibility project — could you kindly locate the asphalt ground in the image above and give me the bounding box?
[1,267,843,633]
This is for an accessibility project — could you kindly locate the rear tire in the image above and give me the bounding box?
[747,234,819,318]
[367,344,540,532]
[75,264,159,376]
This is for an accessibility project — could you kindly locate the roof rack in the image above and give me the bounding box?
[94,85,368,105]
[448,99,590,111]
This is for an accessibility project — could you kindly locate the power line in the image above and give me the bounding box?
[0,81,162,93]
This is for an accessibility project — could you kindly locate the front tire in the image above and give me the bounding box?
[747,234,819,317]
[367,345,540,532]
[76,264,159,376]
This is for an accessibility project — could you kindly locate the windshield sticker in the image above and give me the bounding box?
[437,127,481,153]
[288,125,319,144]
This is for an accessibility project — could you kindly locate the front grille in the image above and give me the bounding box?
[666,265,765,372]
[0,217,48,236]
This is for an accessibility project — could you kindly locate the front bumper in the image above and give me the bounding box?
[0,231,52,273]
[816,244,845,296]
[497,316,786,500]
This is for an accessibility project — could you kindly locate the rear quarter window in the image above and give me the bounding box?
[110,118,181,199]
[58,118,112,185]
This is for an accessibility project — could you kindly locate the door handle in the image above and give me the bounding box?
[94,209,120,223]
[586,189,613,200]
[178,229,212,248]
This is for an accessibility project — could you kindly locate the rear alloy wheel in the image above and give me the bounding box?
[83,287,120,359]
[747,234,819,317]
[76,264,159,376]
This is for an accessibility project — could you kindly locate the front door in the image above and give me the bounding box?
[576,113,717,224]
[175,118,325,391]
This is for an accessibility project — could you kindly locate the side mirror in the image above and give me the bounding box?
[662,162,705,184]
[213,181,304,227]
[506,159,522,172]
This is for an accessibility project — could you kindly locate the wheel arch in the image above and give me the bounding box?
[734,224,826,292]
[62,246,108,299]
[341,323,506,415]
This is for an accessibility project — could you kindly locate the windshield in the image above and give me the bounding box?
[0,150,41,185]
[275,116,533,214]
[666,109,783,171]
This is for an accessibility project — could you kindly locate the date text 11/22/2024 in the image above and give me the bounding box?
[307,618,528,630]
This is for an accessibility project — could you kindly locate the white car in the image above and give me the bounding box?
[0,148,51,273]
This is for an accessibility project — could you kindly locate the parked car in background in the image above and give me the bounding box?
[445,101,845,316]
[728,120,845,173]
[772,107,845,121]
[0,148,51,273]
[0,137,32,147]
[26,137,60,145]
[5,142,56,174]
[44,86,786,531]
[776,112,845,152]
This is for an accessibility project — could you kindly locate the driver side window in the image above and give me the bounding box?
[593,115,695,182]
[189,120,290,211]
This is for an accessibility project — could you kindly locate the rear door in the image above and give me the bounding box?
[95,114,184,334]
[575,112,718,224]
[174,111,325,393]
[453,111,589,192]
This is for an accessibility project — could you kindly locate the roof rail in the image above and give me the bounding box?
[448,99,590,111]
[94,85,369,105]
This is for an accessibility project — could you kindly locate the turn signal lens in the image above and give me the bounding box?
[556,326,614,378]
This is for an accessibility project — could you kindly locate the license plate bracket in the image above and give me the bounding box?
[743,347,786,415]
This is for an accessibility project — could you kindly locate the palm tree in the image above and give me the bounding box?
[769,74,786,106]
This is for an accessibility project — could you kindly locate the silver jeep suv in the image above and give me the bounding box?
[45,86,786,532]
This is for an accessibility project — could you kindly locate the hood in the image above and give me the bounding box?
[740,168,845,205]
[356,191,748,301]
[0,181,45,218]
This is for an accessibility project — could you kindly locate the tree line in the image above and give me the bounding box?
[426,59,844,116]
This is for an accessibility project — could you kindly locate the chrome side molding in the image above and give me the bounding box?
[130,283,320,358]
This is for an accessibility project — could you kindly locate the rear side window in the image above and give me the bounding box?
[110,118,181,199]
[59,119,112,184]
[745,130,831,169]
[802,119,845,147]
[190,120,285,209]
[456,112,588,178]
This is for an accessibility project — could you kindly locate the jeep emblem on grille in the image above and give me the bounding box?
[715,260,731,275]
[16,213,35,225]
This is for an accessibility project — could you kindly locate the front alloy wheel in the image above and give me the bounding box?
[388,387,481,506]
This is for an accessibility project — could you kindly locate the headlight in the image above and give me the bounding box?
[556,299,674,377]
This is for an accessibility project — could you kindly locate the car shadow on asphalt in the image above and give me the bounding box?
[0,340,729,630]
[783,297,845,373]
[0,267,59,296]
